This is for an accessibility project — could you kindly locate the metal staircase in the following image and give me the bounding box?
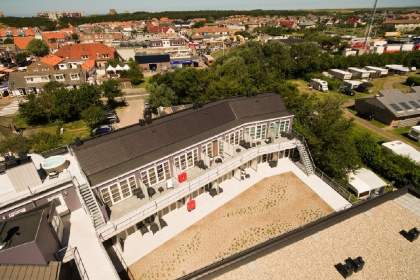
[78,184,106,228]
[296,141,314,176]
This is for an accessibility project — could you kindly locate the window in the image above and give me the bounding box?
[26,77,34,83]
[280,120,290,134]
[225,129,243,145]
[55,74,64,81]
[102,54,110,58]
[41,76,50,82]
[70,73,79,80]
[141,161,170,187]
[33,68,38,72]
[245,124,267,140]
[399,102,412,110]
[174,149,198,171]
[100,187,112,206]
[202,142,213,156]
[81,55,89,59]
[408,101,420,109]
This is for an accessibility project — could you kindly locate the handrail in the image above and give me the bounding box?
[0,171,73,208]
[73,247,90,280]
[97,141,298,240]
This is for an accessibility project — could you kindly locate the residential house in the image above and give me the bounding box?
[79,33,123,46]
[8,64,87,95]
[298,20,316,29]
[40,31,71,52]
[382,19,420,32]
[354,87,420,127]
[54,43,117,69]
[0,28,36,43]
[13,37,36,53]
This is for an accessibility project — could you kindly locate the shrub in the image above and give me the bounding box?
[405,76,420,86]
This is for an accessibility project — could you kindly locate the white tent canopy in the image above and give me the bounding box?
[106,65,115,72]
[115,65,123,71]
[123,64,130,70]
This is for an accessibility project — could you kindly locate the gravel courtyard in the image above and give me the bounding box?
[128,172,333,280]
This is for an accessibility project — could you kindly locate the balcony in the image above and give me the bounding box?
[97,136,298,240]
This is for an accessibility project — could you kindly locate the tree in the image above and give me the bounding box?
[71,33,79,43]
[119,59,144,85]
[0,135,30,156]
[16,52,29,65]
[100,79,123,103]
[73,83,102,115]
[3,38,14,44]
[81,105,106,127]
[19,93,48,125]
[26,39,50,57]
[29,132,62,153]
[51,88,76,122]
[147,84,178,109]
[193,21,206,28]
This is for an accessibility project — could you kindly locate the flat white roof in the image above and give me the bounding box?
[410,125,420,132]
[348,67,369,73]
[381,141,420,164]
[349,168,387,193]
[329,69,352,74]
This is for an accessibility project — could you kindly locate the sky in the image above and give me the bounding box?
[2,0,419,17]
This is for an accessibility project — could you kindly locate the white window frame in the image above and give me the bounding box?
[70,73,80,80]
[41,76,50,82]
[174,149,198,172]
[55,74,65,81]
[225,129,243,146]
[26,77,34,83]
[100,175,138,206]
[245,124,267,140]
[140,161,171,187]
[201,142,213,157]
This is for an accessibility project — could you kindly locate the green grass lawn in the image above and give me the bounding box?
[132,76,151,89]
[351,122,390,143]
[388,126,420,147]
[61,120,91,144]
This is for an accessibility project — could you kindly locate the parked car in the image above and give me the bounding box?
[360,112,375,121]
[339,85,355,96]
[354,82,373,93]
[103,113,120,124]
[91,125,114,136]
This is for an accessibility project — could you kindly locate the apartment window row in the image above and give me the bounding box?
[100,176,138,206]
[245,124,267,140]
[201,142,213,157]
[225,129,243,146]
[140,161,171,187]
[269,120,290,137]
[174,149,198,172]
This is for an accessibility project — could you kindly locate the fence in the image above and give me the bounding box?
[40,146,69,158]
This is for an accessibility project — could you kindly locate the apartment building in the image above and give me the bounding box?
[70,93,314,241]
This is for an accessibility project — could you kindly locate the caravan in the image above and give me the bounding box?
[310,78,328,92]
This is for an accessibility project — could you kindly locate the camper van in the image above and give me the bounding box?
[408,125,420,142]
[310,78,328,92]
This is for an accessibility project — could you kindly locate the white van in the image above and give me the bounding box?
[408,125,420,142]
[310,78,328,92]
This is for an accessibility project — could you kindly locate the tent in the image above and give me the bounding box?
[123,64,130,70]
[106,65,115,72]
[115,65,123,71]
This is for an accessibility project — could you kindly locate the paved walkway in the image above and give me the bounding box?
[394,193,420,218]
[67,209,120,280]
[120,159,350,267]
[0,100,19,116]
[341,100,420,151]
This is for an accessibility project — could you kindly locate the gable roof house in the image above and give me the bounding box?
[8,64,86,95]
[54,43,117,69]
[13,37,36,53]
[382,19,420,32]
[354,87,420,127]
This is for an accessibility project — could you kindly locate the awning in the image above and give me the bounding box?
[115,65,123,71]
[106,65,115,72]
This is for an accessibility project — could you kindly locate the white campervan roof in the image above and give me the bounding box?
[381,141,420,164]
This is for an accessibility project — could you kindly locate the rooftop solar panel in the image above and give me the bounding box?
[389,103,403,112]
[399,102,412,110]
[409,101,420,109]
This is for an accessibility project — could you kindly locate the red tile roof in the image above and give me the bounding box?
[54,43,116,61]
[41,31,68,39]
[14,37,35,50]
[0,28,36,37]
[81,59,95,71]
[40,54,64,66]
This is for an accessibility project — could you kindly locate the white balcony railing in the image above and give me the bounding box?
[97,140,298,240]
[0,171,73,209]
